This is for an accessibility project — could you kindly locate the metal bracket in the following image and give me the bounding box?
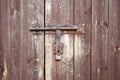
[32,24,42,35]
[29,24,81,61]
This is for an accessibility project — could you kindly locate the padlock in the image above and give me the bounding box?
[55,54,61,61]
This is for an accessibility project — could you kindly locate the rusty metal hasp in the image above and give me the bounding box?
[29,24,80,61]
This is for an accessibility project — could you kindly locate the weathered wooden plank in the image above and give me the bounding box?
[28,0,44,80]
[45,34,56,80]
[45,0,74,80]
[60,34,74,80]
[0,1,4,80]
[108,0,120,80]
[74,0,91,80]
[21,0,28,80]
[92,0,108,80]
[1,0,11,80]
[10,0,22,80]
[0,0,2,80]
[0,27,3,80]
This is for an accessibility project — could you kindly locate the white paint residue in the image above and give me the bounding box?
[78,37,82,57]
[13,10,17,18]
[46,1,51,11]
[74,35,85,61]
[38,67,43,79]
[46,0,52,22]
[64,34,70,58]
[46,36,53,80]
[2,59,7,80]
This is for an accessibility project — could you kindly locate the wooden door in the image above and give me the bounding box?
[0,0,91,80]
[1,0,120,80]
[45,0,90,80]
[1,0,45,80]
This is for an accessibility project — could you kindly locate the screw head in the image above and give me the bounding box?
[33,24,41,28]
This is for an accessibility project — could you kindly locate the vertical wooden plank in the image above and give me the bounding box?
[45,0,74,80]
[0,1,4,80]
[0,0,2,79]
[92,0,108,80]
[1,0,11,80]
[74,0,91,80]
[108,0,120,80]
[10,0,22,80]
[0,28,3,80]
[28,0,44,80]
[0,30,3,80]
[1,0,45,80]
[21,0,28,80]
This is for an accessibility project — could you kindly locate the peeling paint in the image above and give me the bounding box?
[117,47,120,52]
[38,67,43,79]
[36,58,40,62]
[46,0,52,22]
[94,20,100,35]
[13,10,17,18]
[97,66,100,80]
[101,20,108,28]
[95,20,99,29]
[32,20,38,25]
[2,60,7,80]
[114,47,120,52]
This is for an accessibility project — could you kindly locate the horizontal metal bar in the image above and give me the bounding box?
[29,27,79,31]
[45,31,85,34]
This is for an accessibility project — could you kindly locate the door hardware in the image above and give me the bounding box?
[32,24,42,35]
[29,24,81,61]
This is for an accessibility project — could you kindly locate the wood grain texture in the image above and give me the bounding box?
[0,1,4,80]
[1,0,11,80]
[92,0,108,80]
[1,0,120,80]
[108,0,120,80]
[1,0,45,80]
[28,0,44,80]
[21,0,28,80]
[74,0,91,80]
[10,0,22,80]
[45,0,74,80]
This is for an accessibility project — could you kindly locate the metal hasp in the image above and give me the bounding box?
[55,27,61,61]
[29,24,80,61]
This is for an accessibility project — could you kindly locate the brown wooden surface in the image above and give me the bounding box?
[28,0,44,80]
[21,0,28,80]
[108,0,120,80]
[1,0,11,80]
[45,0,74,80]
[91,0,108,80]
[0,0,120,80]
[0,1,4,79]
[10,0,23,80]
[74,0,91,80]
[0,0,45,80]
[0,0,2,79]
